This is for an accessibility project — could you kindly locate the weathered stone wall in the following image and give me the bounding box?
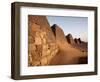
[28,15,58,66]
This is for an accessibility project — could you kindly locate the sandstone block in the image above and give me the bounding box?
[66,34,75,44]
[34,36,42,45]
[41,57,48,65]
[29,43,36,51]
[33,61,41,66]
[28,36,34,43]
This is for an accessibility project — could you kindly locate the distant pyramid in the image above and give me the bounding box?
[74,38,80,44]
[78,38,82,44]
[51,24,69,45]
[66,34,75,44]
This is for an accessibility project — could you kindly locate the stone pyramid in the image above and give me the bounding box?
[66,34,75,44]
[28,15,58,66]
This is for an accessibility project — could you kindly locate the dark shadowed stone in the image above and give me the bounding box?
[74,38,80,44]
[78,38,81,44]
[66,34,75,44]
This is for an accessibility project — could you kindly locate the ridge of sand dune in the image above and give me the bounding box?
[50,24,87,65]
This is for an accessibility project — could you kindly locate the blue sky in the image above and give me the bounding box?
[47,16,88,42]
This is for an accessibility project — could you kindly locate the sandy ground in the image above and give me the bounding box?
[49,42,87,65]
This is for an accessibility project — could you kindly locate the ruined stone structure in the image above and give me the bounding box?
[28,15,58,66]
[65,34,87,52]
[78,38,82,44]
[74,38,80,44]
[51,24,69,45]
[66,34,75,44]
[28,16,88,66]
